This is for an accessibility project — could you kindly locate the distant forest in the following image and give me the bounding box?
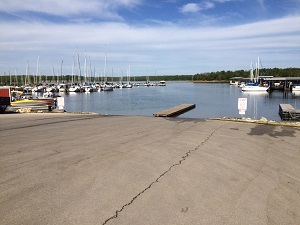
[1,67,300,85]
[192,67,300,82]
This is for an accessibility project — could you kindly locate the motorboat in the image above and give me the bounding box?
[292,84,300,92]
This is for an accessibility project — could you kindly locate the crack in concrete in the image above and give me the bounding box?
[102,125,223,225]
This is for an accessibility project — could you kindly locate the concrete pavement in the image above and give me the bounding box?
[1,113,300,225]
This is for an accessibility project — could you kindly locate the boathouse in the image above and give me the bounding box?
[230,76,300,91]
[264,77,300,91]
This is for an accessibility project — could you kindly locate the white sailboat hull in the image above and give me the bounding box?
[103,86,113,91]
[242,85,269,92]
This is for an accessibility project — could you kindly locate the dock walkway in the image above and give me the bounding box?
[279,104,300,121]
[153,104,195,117]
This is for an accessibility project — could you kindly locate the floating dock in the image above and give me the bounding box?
[279,104,300,121]
[153,104,196,117]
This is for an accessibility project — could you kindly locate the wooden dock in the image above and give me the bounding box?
[279,104,300,121]
[153,104,196,117]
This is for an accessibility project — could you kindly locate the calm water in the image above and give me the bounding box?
[39,82,300,121]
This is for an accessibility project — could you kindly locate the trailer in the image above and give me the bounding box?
[0,87,11,113]
[0,87,56,113]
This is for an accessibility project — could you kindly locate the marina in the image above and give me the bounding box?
[2,82,300,122]
[1,1,300,224]
[230,76,300,91]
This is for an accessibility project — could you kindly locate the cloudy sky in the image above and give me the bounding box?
[0,0,300,77]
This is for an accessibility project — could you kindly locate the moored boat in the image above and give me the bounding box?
[158,80,166,86]
[68,85,81,92]
[292,84,300,92]
[103,84,114,91]
[242,57,269,92]
[10,90,55,111]
[242,84,269,92]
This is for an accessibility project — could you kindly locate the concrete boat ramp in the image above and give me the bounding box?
[1,113,300,225]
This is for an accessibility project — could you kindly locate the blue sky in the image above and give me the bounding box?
[0,0,300,77]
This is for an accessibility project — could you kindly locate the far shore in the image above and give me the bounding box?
[192,80,229,83]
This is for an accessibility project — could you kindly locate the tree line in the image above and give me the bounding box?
[0,74,193,85]
[193,67,300,82]
[0,67,299,85]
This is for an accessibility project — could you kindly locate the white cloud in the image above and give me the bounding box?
[180,3,201,13]
[180,1,215,14]
[0,15,300,75]
[0,0,142,19]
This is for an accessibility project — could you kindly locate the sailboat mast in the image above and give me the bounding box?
[127,67,130,83]
[255,62,258,83]
[25,60,29,86]
[9,71,11,86]
[36,56,39,84]
[104,45,107,83]
[72,59,75,84]
[89,56,92,83]
[257,56,260,79]
[61,57,64,83]
[15,68,18,86]
[77,52,81,84]
[51,61,55,83]
[250,62,254,83]
[84,51,87,83]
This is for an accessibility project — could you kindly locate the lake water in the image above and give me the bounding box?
[43,82,300,121]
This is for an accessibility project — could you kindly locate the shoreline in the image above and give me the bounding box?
[3,109,300,127]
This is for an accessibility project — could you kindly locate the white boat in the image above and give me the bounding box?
[124,83,133,88]
[46,86,57,92]
[82,85,93,92]
[102,46,114,92]
[242,57,269,92]
[242,85,269,92]
[158,80,166,86]
[292,84,300,91]
[124,65,133,88]
[103,84,114,91]
[32,85,44,92]
[68,85,81,92]
[57,83,67,92]
[239,83,245,88]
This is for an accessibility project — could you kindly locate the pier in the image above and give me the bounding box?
[265,77,300,91]
[230,76,300,91]
[153,104,196,117]
[279,104,300,121]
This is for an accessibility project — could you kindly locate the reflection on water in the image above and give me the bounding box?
[241,92,269,119]
[291,91,300,98]
[33,82,300,121]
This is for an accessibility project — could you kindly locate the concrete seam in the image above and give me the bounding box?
[102,125,223,225]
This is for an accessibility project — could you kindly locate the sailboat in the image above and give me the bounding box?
[242,57,269,92]
[124,65,133,88]
[102,46,113,91]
